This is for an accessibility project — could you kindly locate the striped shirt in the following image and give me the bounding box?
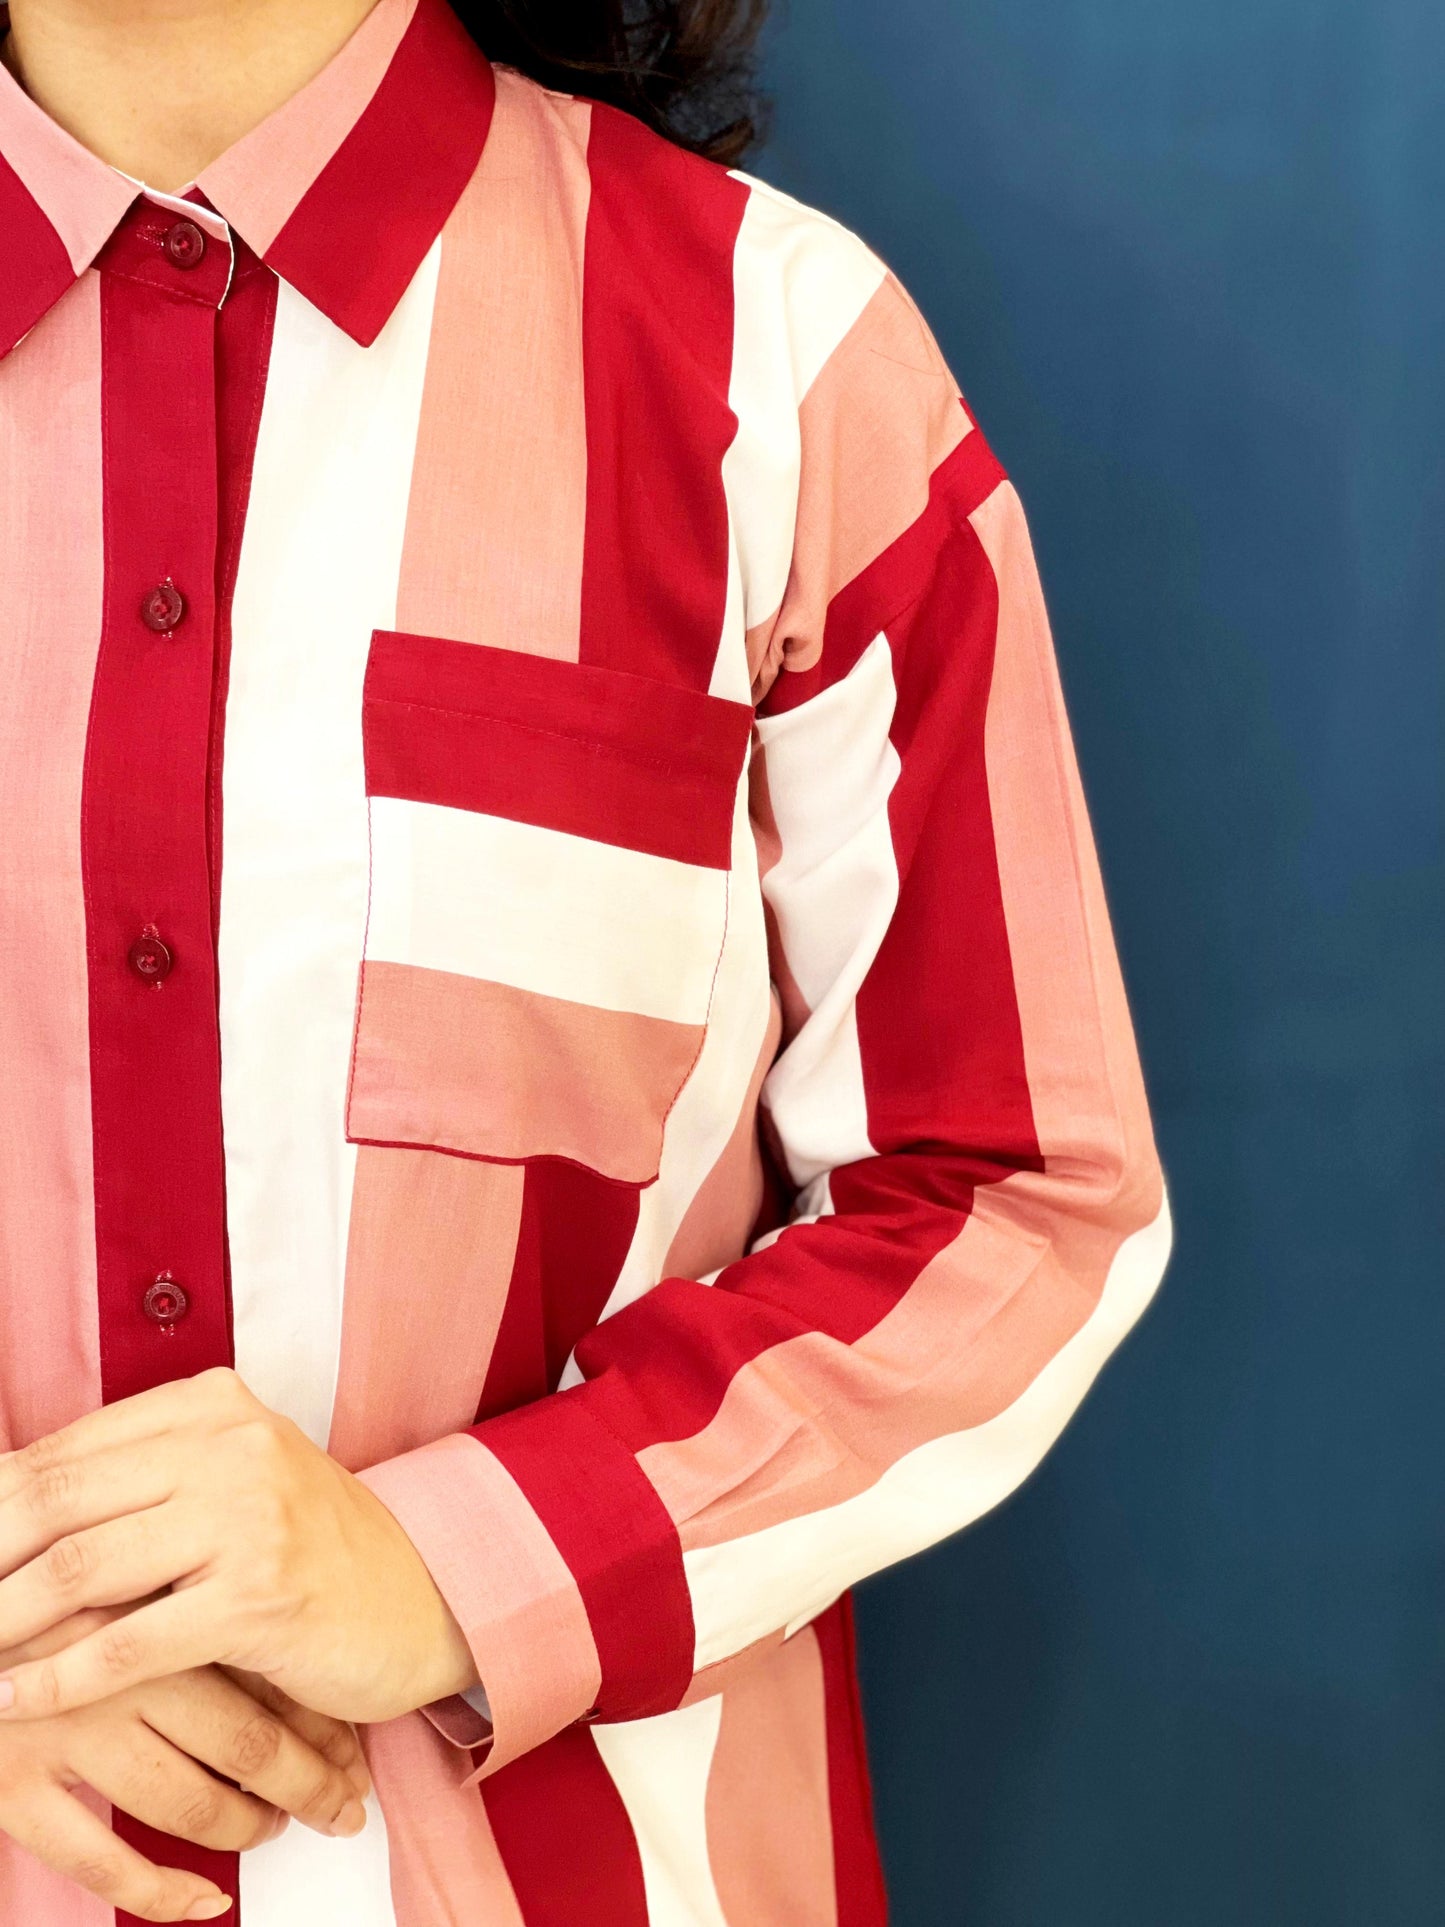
[0,0,1173,1919]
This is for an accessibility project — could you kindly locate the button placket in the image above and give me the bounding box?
[87,195,233,1402]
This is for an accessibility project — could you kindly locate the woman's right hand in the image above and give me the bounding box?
[0,1608,371,1922]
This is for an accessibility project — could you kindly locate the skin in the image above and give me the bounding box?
[0,11,480,1915]
[1,0,380,190]
[0,1376,481,1917]
[0,1610,375,1921]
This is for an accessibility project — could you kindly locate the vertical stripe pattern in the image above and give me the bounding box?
[0,38,1171,1924]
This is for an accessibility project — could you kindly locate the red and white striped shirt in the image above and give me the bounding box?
[0,0,1172,1919]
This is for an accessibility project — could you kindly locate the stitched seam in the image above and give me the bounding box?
[99,265,227,310]
[365,693,743,786]
[343,796,378,1142]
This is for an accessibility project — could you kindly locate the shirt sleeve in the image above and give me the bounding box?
[358,257,1173,1778]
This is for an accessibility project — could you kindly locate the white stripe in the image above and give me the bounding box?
[567,775,773,1358]
[365,797,729,1025]
[592,1700,730,1927]
[239,1789,394,1926]
[727,169,889,404]
[754,632,901,1186]
[219,251,441,1927]
[710,173,889,697]
[684,1189,1174,1670]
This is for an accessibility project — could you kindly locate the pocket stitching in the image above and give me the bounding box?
[364,691,745,790]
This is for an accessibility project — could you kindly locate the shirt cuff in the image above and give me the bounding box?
[357,1431,602,1781]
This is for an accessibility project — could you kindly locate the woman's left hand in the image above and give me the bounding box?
[0,1370,479,1725]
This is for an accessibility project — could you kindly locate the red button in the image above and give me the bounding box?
[162,219,206,269]
[128,929,172,983]
[143,1272,189,1324]
[140,582,185,633]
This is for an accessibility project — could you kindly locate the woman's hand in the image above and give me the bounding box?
[0,1608,373,1922]
[0,1372,478,1725]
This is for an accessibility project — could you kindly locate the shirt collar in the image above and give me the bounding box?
[0,0,494,358]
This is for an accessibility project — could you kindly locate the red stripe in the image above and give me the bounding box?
[363,629,751,867]
[573,1182,970,1457]
[89,211,238,1927]
[759,420,1008,717]
[815,1596,890,1927]
[565,468,1039,1462]
[85,212,278,1927]
[474,1394,695,1720]
[578,106,748,689]
[855,507,1040,1169]
[477,1161,640,1419]
[0,147,80,357]
[265,0,495,345]
[483,1726,649,1926]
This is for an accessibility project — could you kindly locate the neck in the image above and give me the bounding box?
[1,0,378,190]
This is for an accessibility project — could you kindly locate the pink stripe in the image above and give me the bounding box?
[358,1433,603,1776]
[644,1209,1050,1544]
[679,1627,786,1707]
[761,416,1006,716]
[638,483,1163,1545]
[347,961,706,1184]
[396,71,591,659]
[197,0,417,256]
[0,52,133,279]
[761,273,971,679]
[363,1712,527,1927]
[972,481,1162,1203]
[704,1626,838,1926]
[257,0,494,343]
[0,1789,113,1926]
[0,213,103,1464]
[477,1395,695,1722]
[328,1146,525,1472]
[363,628,751,868]
[662,987,783,1283]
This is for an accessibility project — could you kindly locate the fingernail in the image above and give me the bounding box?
[185,1900,233,1921]
[0,1678,14,1712]
[330,1799,367,1836]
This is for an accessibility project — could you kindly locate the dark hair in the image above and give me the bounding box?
[451,0,768,165]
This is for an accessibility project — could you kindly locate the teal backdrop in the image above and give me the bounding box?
[754,3,1444,1921]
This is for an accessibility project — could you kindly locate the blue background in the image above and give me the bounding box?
[754,4,1444,1921]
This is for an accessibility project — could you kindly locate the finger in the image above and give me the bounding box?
[0,1372,253,1511]
[142,1671,367,1838]
[81,1715,286,1854]
[230,1672,371,1801]
[0,1436,186,1579]
[0,1604,128,1670]
[0,1779,232,1920]
[0,1589,219,1720]
[0,1507,199,1653]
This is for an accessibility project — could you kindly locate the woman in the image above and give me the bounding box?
[0,0,1173,1919]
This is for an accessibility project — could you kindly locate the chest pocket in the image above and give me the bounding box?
[345,630,754,1186]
